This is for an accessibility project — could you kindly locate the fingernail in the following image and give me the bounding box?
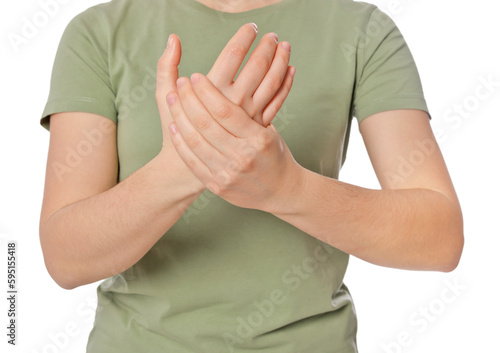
[267,33,278,44]
[289,66,296,77]
[166,92,177,106]
[191,73,202,85]
[169,122,178,135]
[249,23,258,33]
[281,41,291,54]
[176,77,187,89]
[166,34,173,51]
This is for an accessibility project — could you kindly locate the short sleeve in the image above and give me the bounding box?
[40,8,117,130]
[353,8,429,123]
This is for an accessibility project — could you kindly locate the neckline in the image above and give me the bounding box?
[183,0,293,19]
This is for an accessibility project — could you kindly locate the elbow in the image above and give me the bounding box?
[40,230,109,290]
[40,231,83,290]
[55,279,79,291]
[39,217,92,290]
[53,275,81,291]
[43,256,82,290]
[438,233,464,273]
[439,254,462,273]
[437,208,464,273]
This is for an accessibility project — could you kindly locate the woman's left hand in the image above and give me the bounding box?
[167,73,305,212]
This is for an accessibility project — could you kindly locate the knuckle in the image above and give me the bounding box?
[207,181,221,195]
[186,158,198,170]
[227,159,243,174]
[241,145,257,167]
[238,156,255,173]
[214,103,232,120]
[228,44,247,60]
[216,170,234,188]
[194,115,211,130]
[186,133,201,148]
[229,146,256,173]
[254,130,273,151]
[253,56,271,71]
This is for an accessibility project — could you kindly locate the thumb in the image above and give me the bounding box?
[156,34,182,125]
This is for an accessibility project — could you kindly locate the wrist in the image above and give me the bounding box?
[155,147,206,197]
[264,163,311,217]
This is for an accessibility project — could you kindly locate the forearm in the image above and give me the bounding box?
[40,150,204,289]
[270,168,464,272]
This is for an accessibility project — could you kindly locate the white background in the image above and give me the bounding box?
[0,0,499,352]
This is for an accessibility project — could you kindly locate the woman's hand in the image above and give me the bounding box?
[206,25,294,126]
[155,23,295,154]
[166,73,305,212]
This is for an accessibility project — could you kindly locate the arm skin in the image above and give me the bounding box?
[39,24,295,289]
[274,110,464,272]
[168,77,464,273]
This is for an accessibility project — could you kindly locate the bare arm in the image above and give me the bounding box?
[40,24,294,289]
[270,110,464,271]
[166,80,463,272]
[40,114,202,289]
[39,36,204,289]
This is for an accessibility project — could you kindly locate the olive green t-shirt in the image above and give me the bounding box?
[41,0,429,352]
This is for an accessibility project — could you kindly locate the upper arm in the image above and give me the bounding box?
[40,112,118,225]
[359,109,459,203]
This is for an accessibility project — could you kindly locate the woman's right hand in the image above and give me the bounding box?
[205,24,294,126]
[155,23,294,155]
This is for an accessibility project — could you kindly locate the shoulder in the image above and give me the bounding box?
[69,0,166,28]
[62,0,170,46]
[294,0,390,40]
[308,0,379,21]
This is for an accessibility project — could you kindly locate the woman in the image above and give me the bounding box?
[40,0,464,352]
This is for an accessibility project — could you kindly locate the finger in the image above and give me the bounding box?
[252,41,291,115]
[156,34,182,125]
[167,84,226,170]
[168,121,213,188]
[177,75,240,156]
[170,121,233,195]
[206,23,259,88]
[191,74,261,138]
[262,65,296,127]
[232,33,279,101]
